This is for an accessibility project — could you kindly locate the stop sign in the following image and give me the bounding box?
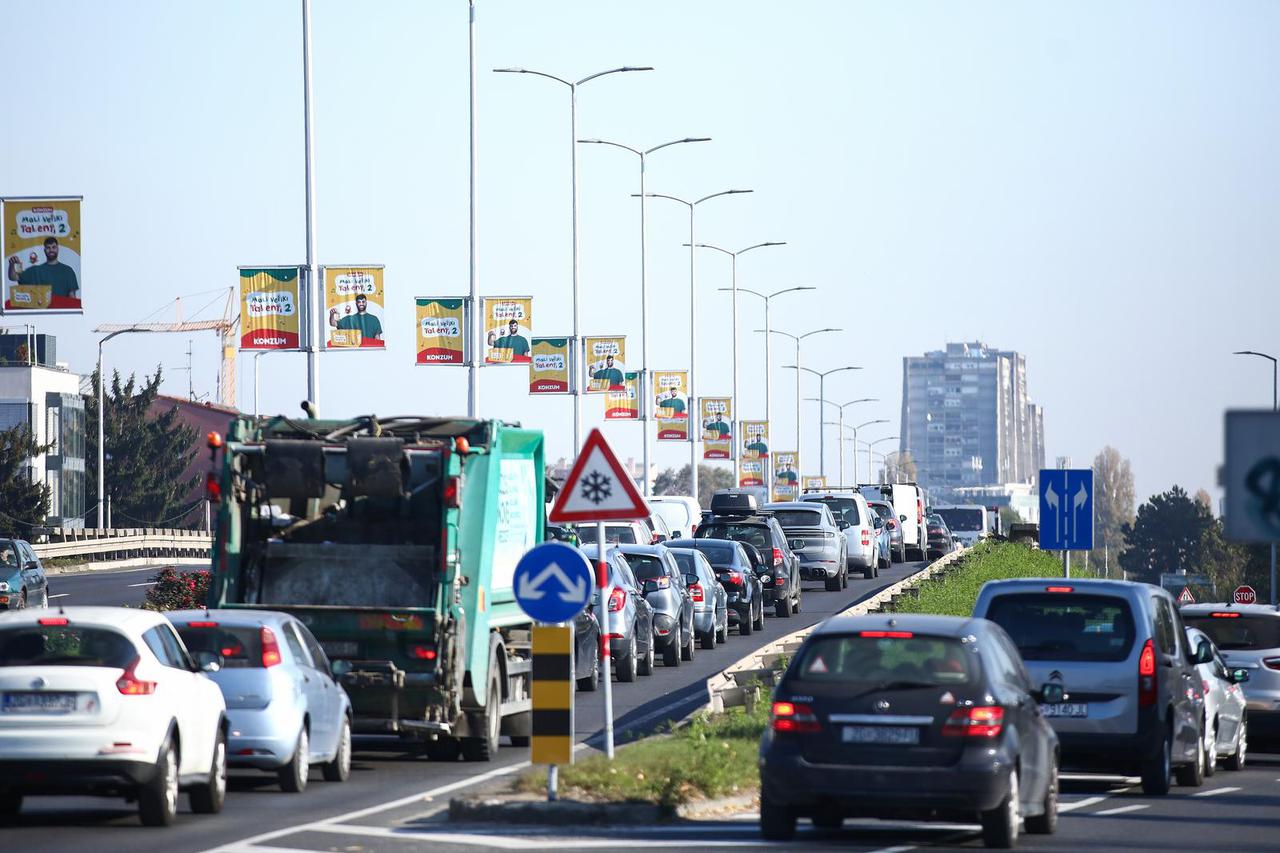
[1233,585,1257,605]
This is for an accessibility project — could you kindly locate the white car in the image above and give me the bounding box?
[1185,626,1249,773]
[0,607,228,825]
[650,496,703,539]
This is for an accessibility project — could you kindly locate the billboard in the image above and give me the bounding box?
[323,265,385,349]
[741,420,769,460]
[3,196,83,313]
[654,370,689,441]
[773,451,799,501]
[530,337,571,394]
[802,475,827,492]
[414,297,465,364]
[701,397,732,459]
[482,296,532,364]
[739,458,765,488]
[583,335,627,393]
[604,372,640,419]
[239,266,303,350]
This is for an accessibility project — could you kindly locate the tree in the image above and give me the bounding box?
[653,464,735,508]
[1119,486,1214,584]
[998,505,1023,532]
[1093,447,1135,561]
[882,451,917,484]
[85,367,200,528]
[0,425,52,538]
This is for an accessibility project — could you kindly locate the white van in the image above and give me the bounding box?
[859,483,928,561]
[932,504,990,549]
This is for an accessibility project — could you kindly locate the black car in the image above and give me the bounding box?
[666,538,766,636]
[925,513,955,560]
[760,613,1061,848]
[0,539,48,610]
[696,492,801,618]
[573,603,602,691]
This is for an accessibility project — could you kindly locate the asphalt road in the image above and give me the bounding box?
[45,565,161,607]
[5,560,928,853]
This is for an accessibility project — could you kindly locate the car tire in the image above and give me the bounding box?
[425,737,462,762]
[616,635,637,683]
[1025,755,1058,834]
[759,792,796,841]
[753,602,766,632]
[979,767,1020,849]
[577,643,599,691]
[1204,720,1218,778]
[16,590,26,610]
[322,717,352,782]
[189,730,227,814]
[462,673,503,762]
[811,810,842,830]
[637,636,655,676]
[1140,728,1172,795]
[825,574,841,592]
[700,627,716,650]
[278,726,310,793]
[716,619,728,644]
[0,792,22,818]
[1175,726,1205,787]
[776,595,793,618]
[867,561,878,579]
[682,624,696,661]
[896,543,906,563]
[1224,715,1247,771]
[139,738,179,827]
[737,606,753,636]
[842,567,850,588]
[662,635,680,667]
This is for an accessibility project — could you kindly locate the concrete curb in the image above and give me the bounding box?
[448,791,758,825]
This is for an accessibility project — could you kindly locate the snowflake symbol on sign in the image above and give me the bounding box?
[581,471,613,505]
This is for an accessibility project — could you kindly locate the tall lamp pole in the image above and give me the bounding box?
[580,137,711,496]
[301,0,320,411]
[865,435,899,485]
[783,364,861,477]
[810,397,877,485]
[466,0,479,416]
[96,328,154,528]
[1233,350,1278,608]
[759,327,838,480]
[642,190,752,502]
[849,418,890,484]
[695,241,785,471]
[495,64,654,453]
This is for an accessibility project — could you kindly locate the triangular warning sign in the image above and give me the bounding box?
[1177,587,1195,605]
[806,656,828,674]
[549,428,651,523]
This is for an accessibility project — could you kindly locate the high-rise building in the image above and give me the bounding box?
[900,342,1044,490]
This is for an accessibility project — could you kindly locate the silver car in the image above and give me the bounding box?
[581,544,656,681]
[1181,604,1280,749]
[616,545,695,668]
[1184,626,1249,772]
[766,502,848,590]
[668,547,729,650]
[169,609,352,793]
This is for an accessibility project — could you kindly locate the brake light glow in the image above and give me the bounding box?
[689,583,704,603]
[1138,638,1157,707]
[261,626,283,668]
[771,700,821,733]
[1210,612,1240,618]
[1262,657,1280,671]
[608,587,626,612]
[775,576,786,586]
[38,617,69,626]
[444,476,460,509]
[1045,586,1074,594]
[859,630,914,638]
[116,657,158,695]
[943,705,1004,737]
[186,621,219,628]
[772,548,784,567]
[408,644,437,661]
[724,570,743,586]
[205,471,221,501]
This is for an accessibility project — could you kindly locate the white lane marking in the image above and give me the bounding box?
[1192,786,1241,797]
[48,594,70,599]
[1094,804,1149,816]
[1058,795,1110,813]
[297,823,778,849]
[127,581,158,588]
[867,846,917,853]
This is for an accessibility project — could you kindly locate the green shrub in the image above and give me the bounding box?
[142,567,211,611]
[892,541,1093,616]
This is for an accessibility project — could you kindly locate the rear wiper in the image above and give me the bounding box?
[839,680,938,702]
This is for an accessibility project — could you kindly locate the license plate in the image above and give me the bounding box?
[1041,702,1088,718]
[321,641,358,657]
[842,725,920,745]
[2,691,78,714]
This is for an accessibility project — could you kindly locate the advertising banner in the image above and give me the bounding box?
[530,337,571,394]
[604,372,640,420]
[323,265,385,349]
[584,335,627,393]
[773,451,800,501]
[3,196,83,313]
[482,296,533,364]
[239,266,303,350]
[654,370,689,441]
[738,459,765,488]
[741,420,770,460]
[802,475,827,492]
[700,397,733,459]
[414,297,465,364]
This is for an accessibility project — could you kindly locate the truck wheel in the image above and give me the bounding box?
[895,543,905,563]
[426,737,461,762]
[700,626,716,650]
[759,792,796,841]
[462,674,502,762]
[737,605,753,636]
[825,574,841,592]
[1140,728,1172,795]
[0,793,21,818]
[716,618,728,644]
[616,635,637,682]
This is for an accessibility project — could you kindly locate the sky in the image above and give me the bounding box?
[2,0,1278,505]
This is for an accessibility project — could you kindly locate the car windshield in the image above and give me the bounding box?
[0,540,19,570]
[174,623,265,668]
[622,553,666,580]
[790,634,976,685]
[0,625,137,668]
[696,522,771,551]
[804,497,862,526]
[985,593,1136,662]
[936,508,984,532]
[1183,614,1280,651]
[771,509,824,528]
[651,502,692,532]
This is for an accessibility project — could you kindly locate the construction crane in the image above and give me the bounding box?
[94,288,240,407]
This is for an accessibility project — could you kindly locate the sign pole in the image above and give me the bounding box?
[597,520,614,758]
[548,764,558,802]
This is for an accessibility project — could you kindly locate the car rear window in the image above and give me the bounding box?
[867,502,894,521]
[936,509,983,532]
[696,523,771,551]
[0,625,137,668]
[670,552,699,575]
[622,553,666,580]
[984,593,1136,662]
[175,623,265,668]
[576,525,638,545]
[651,502,693,532]
[790,634,976,685]
[1183,614,1280,650]
[804,497,862,526]
[684,542,737,565]
[771,509,824,528]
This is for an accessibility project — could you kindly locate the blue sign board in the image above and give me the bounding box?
[1039,468,1094,551]
[513,542,595,623]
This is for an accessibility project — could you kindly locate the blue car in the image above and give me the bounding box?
[168,609,352,792]
[0,539,48,610]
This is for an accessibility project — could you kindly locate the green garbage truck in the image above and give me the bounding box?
[205,415,544,761]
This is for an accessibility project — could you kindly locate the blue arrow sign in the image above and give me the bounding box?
[1039,468,1094,551]
[513,542,595,623]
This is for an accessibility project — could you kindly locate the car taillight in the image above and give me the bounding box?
[860,528,870,546]
[608,587,626,612]
[942,705,1004,737]
[887,520,897,529]
[775,576,786,586]
[1210,612,1240,618]
[1045,586,1074,594]
[38,617,69,626]
[723,570,743,586]
[116,656,158,695]
[772,548,784,567]
[771,701,821,733]
[859,630,914,638]
[1138,639,1157,707]
[689,583,704,603]
[1262,657,1280,671]
[408,644,437,661]
[651,576,671,589]
[1202,678,1212,695]
[186,621,219,628]
[261,626,283,668]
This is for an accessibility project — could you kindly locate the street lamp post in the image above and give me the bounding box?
[694,242,785,472]
[759,327,838,482]
[301,0,320,412]
[783,364,861,477]
[849,419,890,484]
[580,138,711,496]
[810,398,877,485]
[865,435,899,485]
[1234,350,1279,608]
[96,328,154,528]
[495,65,653,454]
[641,191,752,501]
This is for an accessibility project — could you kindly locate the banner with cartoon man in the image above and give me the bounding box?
[324,265,385,349]
[482,296,533,364]
[772,451,800,501]
[584,335,627,393]
[738,459,765,488]
[3,197,83,313]
[604,372,640,419]
[654,370,689,441]
[741,420,769,460]
[529,337,571,393]
[701,397,732,459]
[415,297,465,364]
[239,267,303,350]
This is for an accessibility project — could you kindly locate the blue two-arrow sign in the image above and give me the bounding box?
[512,542,595,623]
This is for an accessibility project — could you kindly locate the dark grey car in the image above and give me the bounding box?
[616,545,695,667]
[665,539,766,637]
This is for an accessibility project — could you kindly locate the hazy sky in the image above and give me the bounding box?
[3,1,1276,504]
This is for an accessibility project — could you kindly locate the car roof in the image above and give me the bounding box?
[669,537,740,550]
[1181,603,1280,617]
[813,612,985,638]
[166,608,297,627]
[614,543,669,557]
[980,577,1165,599]
[765,502,825,511]
[802,492,864,500]
[933,504,986,510]
[0,606,169,633]
[702,514,773,525]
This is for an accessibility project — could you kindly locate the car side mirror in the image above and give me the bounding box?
[873,518,884,529]
[193,650,223,673]
[684,574,699,587]
[671,530,683,538]
[642,579,660,593]
[1230,668,1250,684]
[1037,683,1066,704]
[838,520,851,530]
[899,514,907,523]
[331,659,353,678]
[1194,639,1214,665]
[25,560,39,571]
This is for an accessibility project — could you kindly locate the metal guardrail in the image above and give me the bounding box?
[31,527,212,564]
[705,546,973,713]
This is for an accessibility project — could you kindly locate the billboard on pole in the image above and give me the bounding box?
[739,458,765,488]
[773,451,799,501]
[742,420,769,460]
[3,196,83,314]
[654,370,689,441]
[530,337,571,393]
[323,265,385,349]
[482,296,533,364]
[604,372,640,419]
[584,336,627,393]
[239,266,303,350]
[414,297,465,364]
[701,397,733,459]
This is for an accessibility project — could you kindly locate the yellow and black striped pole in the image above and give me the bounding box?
[532,625,574,798]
